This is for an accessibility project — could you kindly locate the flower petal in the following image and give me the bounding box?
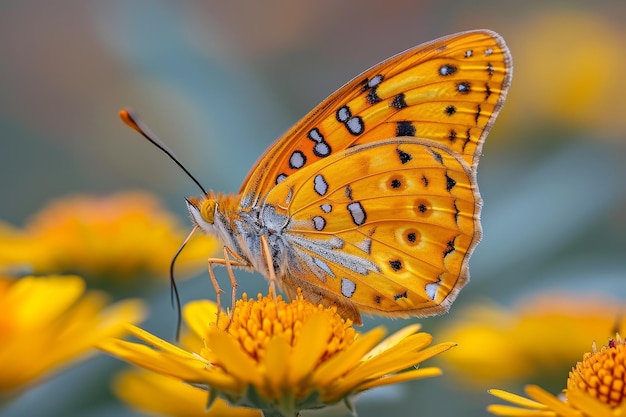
[330,341,454,395]
[207,329,262,387]
[311,326,386,387]
[489,388,550,410]
[566,387,614,417]
[486,404,557,416]
[7,276,85,327]
[263,335,291,398]
[288,313,332,385]
[357,366,442,390]
[525,385,582,417]
[184,300,219,340]
[362,323,421,360]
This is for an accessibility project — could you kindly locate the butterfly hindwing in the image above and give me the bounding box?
[262,138,480,320]
[240,30,512,209]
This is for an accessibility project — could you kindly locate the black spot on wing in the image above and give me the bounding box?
[396,148,413,164]
[446,174,456,191]
[396,121,416,137]
[391,93,407,109]
[389,259,402,271]
[366,88,381,104]
[445,105,457,116]
[443,237,456,257]
[430,149,443,164]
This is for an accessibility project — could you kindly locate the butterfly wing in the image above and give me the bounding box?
[239,29,512,209]
[262,139,480,323]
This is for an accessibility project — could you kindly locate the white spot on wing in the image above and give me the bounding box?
[341,278,356,298]
[368,74,383,88]
[320,203,332,213]
[314,174,328,196]
[312,216,326,231]
[346,117,364,135]
[425,281,440,300]
[308,128,323,142]
[314,142,330,157]
[287,234,378,275]
[313,257,335,277]
[355,237,372,254]
[347,202,366,226]
[289,151,305,169]
[337,106,350,122]
[329,236,344,249]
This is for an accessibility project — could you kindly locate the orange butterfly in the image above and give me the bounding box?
[122,29,512,325]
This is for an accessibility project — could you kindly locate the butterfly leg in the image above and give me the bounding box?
[207,248,249,326]
[222,245,246,309]
[260,234,277,298]
[205,257,225,322]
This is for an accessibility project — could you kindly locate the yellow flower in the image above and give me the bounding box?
[0,275,146,396]
[506,9,626,137]
[437,294,624,387]
[488,336,626,417]
[0,192,219,283]
[114,369,261,417]
[101,291,454,416]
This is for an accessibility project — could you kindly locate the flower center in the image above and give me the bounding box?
[567,335,626,408]
[213,291,356,363]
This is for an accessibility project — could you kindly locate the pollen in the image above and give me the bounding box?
[218,290,356,363]
[567,335,626,408]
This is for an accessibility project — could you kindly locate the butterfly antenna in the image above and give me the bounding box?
[120,108,207,340]
[169,226,200,340]
[119,108,208,195]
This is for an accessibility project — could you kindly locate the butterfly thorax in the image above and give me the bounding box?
[186,192,293,280]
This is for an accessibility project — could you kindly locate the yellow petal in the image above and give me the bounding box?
[207,329,262,387]
[349,337,445,381]
[8,276,85,327]
[100,338,206,379]
[288,313,331,385]
[126,325,201,360]
[263,336,291,398]
[566,388,614,417]
[184,300,219,340]
[363,323,421,360]
[357,366,442,391]
[525,385,582,417]
[486,404,557,416]
[311,326,386,387]
[113,369,262,417]
[330,341,453,395]
[489,389,550,409]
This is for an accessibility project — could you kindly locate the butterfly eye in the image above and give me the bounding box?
[201,199,217,224]
[185,198,216,230]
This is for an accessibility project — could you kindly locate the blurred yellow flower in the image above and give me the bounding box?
[437,294,624,387]
[0,191,219,284]
[488,336,626,416]
[0,275,146,397]
[114,369,261,417]
[507,10,626,137]
[101,291,454,417]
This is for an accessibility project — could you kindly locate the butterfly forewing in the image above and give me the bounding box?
[239,30,512,209]
[263,139,480,319]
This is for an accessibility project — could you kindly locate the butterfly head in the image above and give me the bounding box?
[185,195,217,232]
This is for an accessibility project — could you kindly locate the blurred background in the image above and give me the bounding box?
[1,1,624,416]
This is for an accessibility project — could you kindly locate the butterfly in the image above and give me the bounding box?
[122,29,512,325]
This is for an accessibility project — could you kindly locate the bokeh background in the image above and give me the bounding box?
[1,1,625,416]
